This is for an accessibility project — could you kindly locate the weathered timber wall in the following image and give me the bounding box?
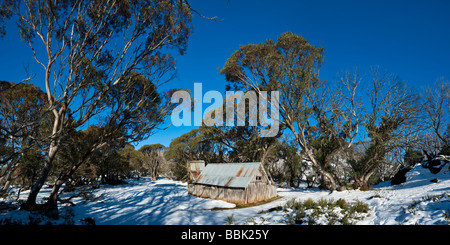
[188,182,277,204]
[246,182,277,203]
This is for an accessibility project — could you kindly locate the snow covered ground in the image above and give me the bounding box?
[1,162,449,225]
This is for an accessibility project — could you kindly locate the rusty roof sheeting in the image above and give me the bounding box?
[194,162,262,188]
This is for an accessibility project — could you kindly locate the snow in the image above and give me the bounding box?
[1,162,449,225]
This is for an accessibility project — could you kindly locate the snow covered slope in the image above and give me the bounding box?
[1,162,449,225]
[362,162,450,225]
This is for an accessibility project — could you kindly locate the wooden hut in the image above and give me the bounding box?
[188,162,277,204]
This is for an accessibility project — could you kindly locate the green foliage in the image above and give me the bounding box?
[224,214,235,225]
[279,140,305,188]
[0,81,49,194]
[139,144,165,154]
[164,127,227,180]
[138,144,167,180]
[15,147,45,188]
[53,126,153,187]
[404,149,423,167]
[220,31,324,91]
[349,200,370,214]
[335,198,349,210]
[309,135,341,172]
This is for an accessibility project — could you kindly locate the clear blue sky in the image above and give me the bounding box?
[1,0,450,148]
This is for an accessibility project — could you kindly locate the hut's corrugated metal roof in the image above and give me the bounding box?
[194,162,261,188]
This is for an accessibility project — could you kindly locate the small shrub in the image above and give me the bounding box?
[283,198,295,210]
[318,198,328,209]
[307,216,317,225]
[326,211,339,225]
[62,207,75,225]
[341,214,354,225]
[444,210,450,221]
[80,217,96,225]
[295,209,306,221]
[225,214,235,225]
[350,200,369,214]
[336,198,348,210]
[303,198,315,209]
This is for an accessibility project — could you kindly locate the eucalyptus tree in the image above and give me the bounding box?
[220,32,342,189]
[0,0,192,215]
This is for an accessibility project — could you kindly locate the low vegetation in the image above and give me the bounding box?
[281,198,370,225]
[225,197,370,225]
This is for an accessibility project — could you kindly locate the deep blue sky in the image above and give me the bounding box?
[1,0,449,148]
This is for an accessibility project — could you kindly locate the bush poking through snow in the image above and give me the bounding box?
[225,214,235,225]
[282,198,370,225]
